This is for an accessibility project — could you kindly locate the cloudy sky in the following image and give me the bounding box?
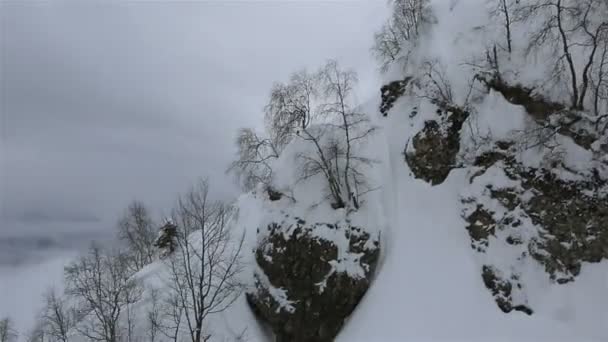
[0,0,387,334]
[1,0,387,237]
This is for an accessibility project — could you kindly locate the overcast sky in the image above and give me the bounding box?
[0,1,387,238]
[0,1,389,335]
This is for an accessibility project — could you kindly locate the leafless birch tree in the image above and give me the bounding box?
[372,0,433,70]
[41,288,74,342]
[0,317,17,342]
[265,61,376,210]
[165,179,244,342]
[64,245,142,342]
[516,0,608,110]
[228,128,280,193]
[117,200,157,272]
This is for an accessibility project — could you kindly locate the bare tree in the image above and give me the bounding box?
[159,292,184,342]
[516,0,608,109]
[165,180,244,342]
[227,128,280,193]
[64,245,142,342]
[0,317,17,342]
[265,69,317,148]
[576,0,608,109]
[593,32,608,127]
[117,200,157,272]
[145,289,162,342]
[317,60,376,209]
[41,288,74,342]
[491,0,514,53]
[265,61,376,210]
[372,0,432,70]
[419,60,454,107]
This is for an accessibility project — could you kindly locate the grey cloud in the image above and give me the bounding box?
[0,1,387,239]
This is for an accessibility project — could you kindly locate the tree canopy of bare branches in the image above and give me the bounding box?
[0,317,17,342]
[117,200,157,272]
[372,0,433,71]
[490,0,514,54]
[227,128,279,192]
[515,0,608,110]
[264,60,376,210]
[64,245,142,342]
[41,288,75,342]
[165,179,244,342]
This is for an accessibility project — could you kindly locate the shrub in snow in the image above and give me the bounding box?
[154,221,178,257]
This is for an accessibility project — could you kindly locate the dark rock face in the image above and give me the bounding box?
[481,265,533,315]
[405,75,608,315]
[466,148,608,283]
[266,186,283,201]
[482,76,596,149]
[463,204,496,252]
[405,106,469,185]
[380,77,411,116]
[247,216,380,342]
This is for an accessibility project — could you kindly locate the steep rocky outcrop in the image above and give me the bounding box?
[380,77,411,116]
[482,76,597,149]
[463,146,608,284]
[396,75,608,314]
[481,265,533,315]
[405,105,469,185]
[247,215,380,342]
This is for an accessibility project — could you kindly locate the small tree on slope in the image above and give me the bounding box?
[265,60,376,210]
[165,179,244,342]
[64,245,142,342]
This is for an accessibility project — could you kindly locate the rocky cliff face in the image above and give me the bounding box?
[247,213,380,342]
[399,76,608,316]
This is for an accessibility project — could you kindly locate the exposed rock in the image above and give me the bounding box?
[482,76,563,121]
[482,76,596,149]
[405,106,469,185]
[266,186,283,201]
[481,265,533,315]
[466,146,608,283]
[523,171,608,282]
[247,216,380,342]
[380,77,412,116]
[464,205,496,252]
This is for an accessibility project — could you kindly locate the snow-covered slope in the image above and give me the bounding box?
[100,0,608,341]
[335,93,607,342]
